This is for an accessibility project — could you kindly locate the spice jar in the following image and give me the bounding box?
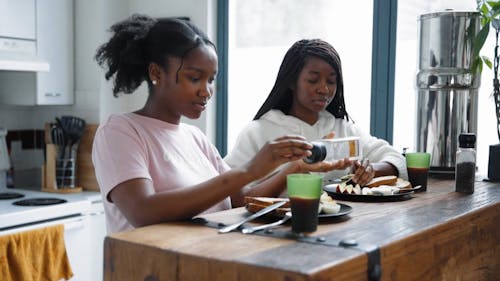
[455,133,476,193]
[304,137,360,164]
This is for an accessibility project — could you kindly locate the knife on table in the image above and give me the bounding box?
[218,201,287,233]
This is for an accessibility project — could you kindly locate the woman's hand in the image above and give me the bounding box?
[292,157,353,173]
[244,135,312,180]
[322,132,335,139]
[351,159,375,186]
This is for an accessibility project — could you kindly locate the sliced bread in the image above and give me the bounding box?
[365,175,398,188]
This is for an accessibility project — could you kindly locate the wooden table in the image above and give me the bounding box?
[103,178,500,281]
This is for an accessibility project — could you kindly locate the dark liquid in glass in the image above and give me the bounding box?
[289,197,320,233]
[407,167,429,191]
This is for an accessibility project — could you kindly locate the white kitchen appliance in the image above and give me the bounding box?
[0,127,10,189]
[0,188,106,281]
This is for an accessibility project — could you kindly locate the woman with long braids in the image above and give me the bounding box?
[225,39,407,186]
[93,15,349,233]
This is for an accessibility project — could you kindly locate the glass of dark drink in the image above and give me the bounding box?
[405,152,431,191]
[287,174,323,233]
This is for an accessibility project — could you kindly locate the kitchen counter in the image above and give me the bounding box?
[103,179,500,281]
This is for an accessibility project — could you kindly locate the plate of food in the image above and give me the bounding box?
[323,175,417,202]
[244,193,352,219]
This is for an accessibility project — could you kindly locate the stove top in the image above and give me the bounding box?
[0,188,100,230]
[13,197,67,206]
[0,192,25,200]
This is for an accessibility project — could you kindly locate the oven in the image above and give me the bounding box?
[0,188,105,281]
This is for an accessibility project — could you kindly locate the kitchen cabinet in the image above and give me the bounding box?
[87,199,106,281]
[0,0,74,105]
[0,0,36,40]
[36,0,74,105]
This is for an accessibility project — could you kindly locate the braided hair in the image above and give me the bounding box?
[95,14,216,97]
[253,39,349,121]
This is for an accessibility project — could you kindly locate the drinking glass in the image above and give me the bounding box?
[287,173,323,233]
[406,152,431,192]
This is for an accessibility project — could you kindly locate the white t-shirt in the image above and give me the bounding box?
[92,113,231,233]
[224,109,407,183]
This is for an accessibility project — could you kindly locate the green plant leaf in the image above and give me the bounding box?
[483,56,493,69]
[481,3,489,15]
[472,56,483,75]
[473,23,490,58]
[487,1,500,11]
[487,1,500,18]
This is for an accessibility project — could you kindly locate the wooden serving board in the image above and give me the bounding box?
[76,124,99,191]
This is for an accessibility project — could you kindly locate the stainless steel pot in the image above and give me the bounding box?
[416,11,480,175]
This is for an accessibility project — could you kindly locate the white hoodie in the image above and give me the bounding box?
[224,109,408,183]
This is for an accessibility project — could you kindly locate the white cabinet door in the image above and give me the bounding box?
[36,0,74,105]
[87,202,106,281]
[67,202,106,281]
[0,0,36,40]
[63,215,93,281]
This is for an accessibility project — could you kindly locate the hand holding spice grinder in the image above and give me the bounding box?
[304,137,360,164]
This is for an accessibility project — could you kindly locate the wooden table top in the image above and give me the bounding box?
[104,178,500,281]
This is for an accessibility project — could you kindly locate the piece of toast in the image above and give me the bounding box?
[244,197,290,217]
[393,178,412,189]
[365,175,398,188]
[245,203,290,216]
[244,196,290,208]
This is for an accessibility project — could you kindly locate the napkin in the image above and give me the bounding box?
[0,224,73,281]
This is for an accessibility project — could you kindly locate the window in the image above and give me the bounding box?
[226,0,374,153]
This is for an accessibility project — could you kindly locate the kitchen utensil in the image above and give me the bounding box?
[56,116,85,154]
[60,116,86,147]
[51,122,76,188]
[218,201,287,233]
[50,124,66,159]
[241,211,292,234]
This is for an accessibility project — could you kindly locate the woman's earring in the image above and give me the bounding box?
[152,80,157,85]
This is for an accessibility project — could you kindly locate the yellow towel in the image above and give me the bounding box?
[0,224,73,281]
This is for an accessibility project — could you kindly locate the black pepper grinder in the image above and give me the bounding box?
[455,133,476,193]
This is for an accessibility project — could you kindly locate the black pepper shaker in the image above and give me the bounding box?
[455,133,476,193]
